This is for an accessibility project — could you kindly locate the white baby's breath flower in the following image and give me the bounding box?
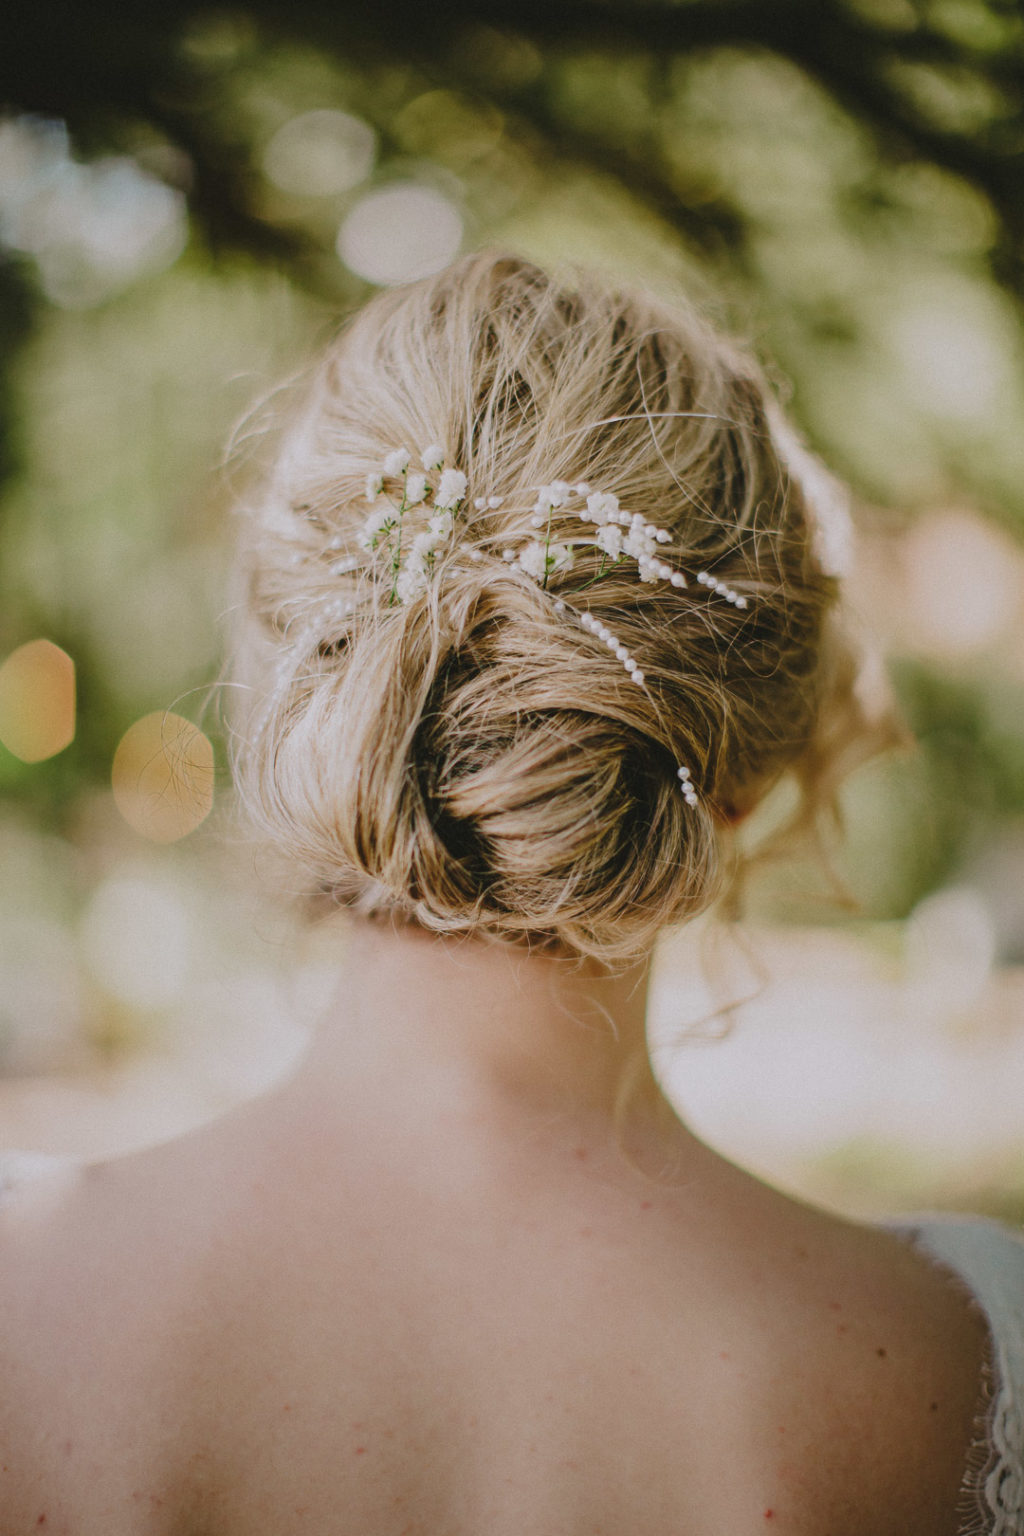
[586,491,619,525]
[517,540,573,581]
[410,530,437,558]
[623,522,658,560]
[395,564,429,603]
[517,541,548,581]
[420,443,445,471]
[428,509,454,540]
[595,524,623,558]
[365,471,383,500]
[404,471,428,506]
[383,447,411,477]
[435,468,467,509]
[358,502,393,550]
[535,483,571,515]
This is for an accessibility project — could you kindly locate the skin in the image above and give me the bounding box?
[0,918,988,1535]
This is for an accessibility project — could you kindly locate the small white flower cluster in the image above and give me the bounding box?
[358,444,467,604]
[501,481,741,805]
[502,539,574,583]
[332,455,747,810]
[519,481,687,590]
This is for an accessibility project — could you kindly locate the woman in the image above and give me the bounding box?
[0,252,1020,1534]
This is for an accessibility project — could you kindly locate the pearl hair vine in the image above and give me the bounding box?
[316,444,754,809]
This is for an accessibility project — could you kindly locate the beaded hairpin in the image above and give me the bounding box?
[313,444,751,808]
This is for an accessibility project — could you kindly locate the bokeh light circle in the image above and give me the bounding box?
[263,110,377,197]
[81,874,196,1010]
[336,183,463,285]
[902,508,1020,659]
[0,120,187,310]
[112,712,214,843]
[0,639,76,762]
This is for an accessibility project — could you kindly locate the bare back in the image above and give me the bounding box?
[0,1079,987,1536]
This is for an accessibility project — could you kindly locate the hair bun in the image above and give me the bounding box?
[233,251,888,960]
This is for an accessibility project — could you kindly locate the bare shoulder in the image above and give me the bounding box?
[0,1136,242,1533]
[731,1187,991,1536]
[0,1152,93,1523]
[0,1120,995,1536]
[0,1148,89,1343]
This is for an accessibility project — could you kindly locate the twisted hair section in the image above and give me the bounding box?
[231,251,892,961]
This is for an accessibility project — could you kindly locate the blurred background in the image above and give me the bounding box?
[1,0,1023,1219]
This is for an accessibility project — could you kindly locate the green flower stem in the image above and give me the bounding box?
[388,474,410,606]
[571,554,611,592]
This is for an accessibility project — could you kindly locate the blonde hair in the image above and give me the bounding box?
[232,251,887,962]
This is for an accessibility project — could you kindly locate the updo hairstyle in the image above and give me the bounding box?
[232,252,880,961]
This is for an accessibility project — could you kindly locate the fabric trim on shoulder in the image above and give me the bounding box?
[887,1215,1024,1536]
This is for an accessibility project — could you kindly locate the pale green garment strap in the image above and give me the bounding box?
[888,1215,1024,1536]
